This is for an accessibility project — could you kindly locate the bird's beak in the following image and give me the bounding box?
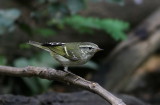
[96,48,103,52]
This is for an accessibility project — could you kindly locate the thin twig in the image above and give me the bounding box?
[0,65,126,105]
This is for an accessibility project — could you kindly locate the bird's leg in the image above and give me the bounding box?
[64,66,68,72]
[63,66,75,74]
[63,66,80,82]
[64,66,74,74]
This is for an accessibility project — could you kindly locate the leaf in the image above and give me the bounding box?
[17,23,33,35]
[62,15,129,40]
[101,19,129,40]
[0,56,7,65]
[34,28,56,37]
[19,43,31,49]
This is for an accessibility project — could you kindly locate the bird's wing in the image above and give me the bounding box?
[28,41,50,51]
[42,42,79,61]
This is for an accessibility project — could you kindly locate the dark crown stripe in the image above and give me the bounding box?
[42,42,65,46]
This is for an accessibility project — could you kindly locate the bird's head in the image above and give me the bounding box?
[79,42,103,58]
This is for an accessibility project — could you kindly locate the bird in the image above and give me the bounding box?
[28,41,103,72]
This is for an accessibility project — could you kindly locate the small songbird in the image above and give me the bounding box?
[28,41,102,72]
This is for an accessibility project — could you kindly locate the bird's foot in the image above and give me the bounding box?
[63,66,77,76]
[64,70,78,77]
[63,67,81,82]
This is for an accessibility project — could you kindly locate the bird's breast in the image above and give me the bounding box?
[54,54,87,66]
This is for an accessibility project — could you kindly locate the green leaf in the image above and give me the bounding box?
[19,43,31,49]
[34,28,56,37]
[62,15,129,40]
[101,19,128,40]
[17,23,33,35]
[0,56,7,65]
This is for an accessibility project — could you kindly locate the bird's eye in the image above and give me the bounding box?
[89,47,92,50]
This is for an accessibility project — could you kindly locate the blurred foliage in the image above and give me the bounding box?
[19,43,31,49]
[22,77,51,95]
[91,0,124,5]
[0,9,21,35]
[40,0,128,40]
[13,52,56,94]
[106,0,124,5]
[66,0,86,14]
[82,61,99,70]
[0,0,128,39]
[0,55,7,65]
[60,15,129,40]
[33,28,56,37]
[14,52,59,68]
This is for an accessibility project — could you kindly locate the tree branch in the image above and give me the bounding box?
[0,66,125,105]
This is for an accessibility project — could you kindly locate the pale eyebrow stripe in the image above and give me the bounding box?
[64,46,69,56]
[79,45,92,48]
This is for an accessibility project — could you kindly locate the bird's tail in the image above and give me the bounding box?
[28,41,50,51]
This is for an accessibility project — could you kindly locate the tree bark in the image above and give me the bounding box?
[0,66,125,105]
